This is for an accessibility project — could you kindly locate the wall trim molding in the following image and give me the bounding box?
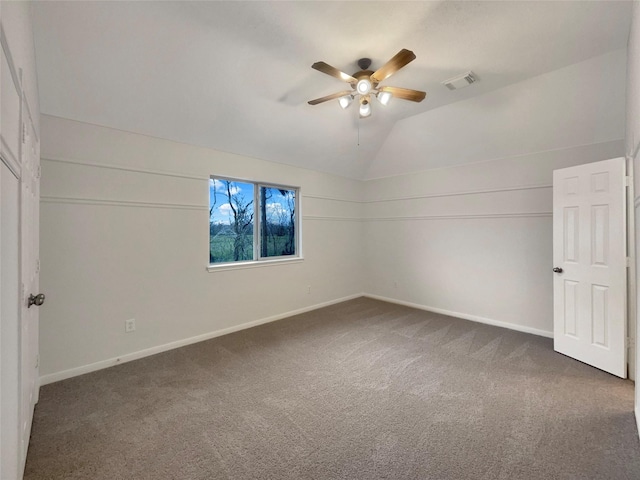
[365,183,552,204]
[39,293,364,385]
[0,143,21,179]
[303,215,363,222]
[364,293,554,338]
[41,195,207,211]
[42,156,207,181]
[304,184,552,205]
[303,194,362,204]
[364,212,552,222]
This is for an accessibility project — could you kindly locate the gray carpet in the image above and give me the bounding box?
[25,297,640,479]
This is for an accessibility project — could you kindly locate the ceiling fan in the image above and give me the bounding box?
[308,49,426,118]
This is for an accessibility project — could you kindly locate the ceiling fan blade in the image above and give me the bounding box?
[379,86,426,102]
[308,90,353,106]
[371,49,416,83]
[311,62,357,85]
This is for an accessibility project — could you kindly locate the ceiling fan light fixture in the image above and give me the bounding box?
[377,91,392,106]
[356,78,372,95]
[338,95,353,110]
[308,49,426,117]
[359,99,371,117]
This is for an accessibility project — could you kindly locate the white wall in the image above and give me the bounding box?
[627,0,640,432]
[39,43,629,385]
[363,140,624,336]
[366,49,627,179]
[361,49,627,339]
[0,2,40,133]
[39,115,363,382]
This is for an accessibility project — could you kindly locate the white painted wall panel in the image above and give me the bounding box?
[39,116,364,379]
[363,140,624,336]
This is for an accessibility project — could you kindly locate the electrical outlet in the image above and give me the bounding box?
[125,318,136,333]
[307,285,311,294]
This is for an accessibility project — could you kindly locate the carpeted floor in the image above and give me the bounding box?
[25,297,640,479]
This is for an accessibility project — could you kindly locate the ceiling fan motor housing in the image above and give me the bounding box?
[357,58,372,70]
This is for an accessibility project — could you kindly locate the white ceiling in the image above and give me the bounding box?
[31,1,632,180]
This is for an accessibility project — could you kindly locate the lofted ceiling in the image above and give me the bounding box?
[31,1,632,180]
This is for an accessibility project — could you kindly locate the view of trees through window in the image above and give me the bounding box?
[209,178,297,264]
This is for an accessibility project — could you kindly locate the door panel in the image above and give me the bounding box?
[1,162,21,480]
[1,31,41,478]
[20,110,40,465]
[553,157,626,377]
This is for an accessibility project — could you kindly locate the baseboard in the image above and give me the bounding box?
[39,293,363,386]
[363,293,554,338]
[39,292,555,385]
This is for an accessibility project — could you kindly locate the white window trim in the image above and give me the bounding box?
[206,256,304,273]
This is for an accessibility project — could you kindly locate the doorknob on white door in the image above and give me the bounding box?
[553,267,563,273]
[27,293,45,308]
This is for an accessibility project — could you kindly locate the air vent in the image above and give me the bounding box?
[442,71,477,90]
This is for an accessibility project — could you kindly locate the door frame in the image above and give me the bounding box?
[626,155,636,382]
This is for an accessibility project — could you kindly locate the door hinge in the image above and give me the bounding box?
[625,176,631,187]
[35,355,39,369]
[627,337,636,350]
[627,257,632,268]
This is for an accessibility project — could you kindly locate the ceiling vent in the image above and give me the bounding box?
[442,71,477,90]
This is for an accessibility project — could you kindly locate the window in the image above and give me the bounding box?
[209,177,299,266]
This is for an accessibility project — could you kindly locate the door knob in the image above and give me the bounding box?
[28,293,45,308]
[553,267,563,273]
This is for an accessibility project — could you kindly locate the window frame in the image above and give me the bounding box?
[207,176,302,271]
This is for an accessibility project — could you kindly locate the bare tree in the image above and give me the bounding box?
[283,190,295,255]
[260,188,273,258]
[225,181,254,261]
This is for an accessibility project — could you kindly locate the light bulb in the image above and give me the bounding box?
[359,101,371,117]
[377,91,392,106]
[338,95,352,110]
[356,78,372,95]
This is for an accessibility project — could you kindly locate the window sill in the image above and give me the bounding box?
[206,257,304,273]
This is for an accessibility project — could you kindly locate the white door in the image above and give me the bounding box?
[19,107,41,469]
[1,31,41,477]
[1,27,26,479]
[553,157,627,377]
[1,161,21,480]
